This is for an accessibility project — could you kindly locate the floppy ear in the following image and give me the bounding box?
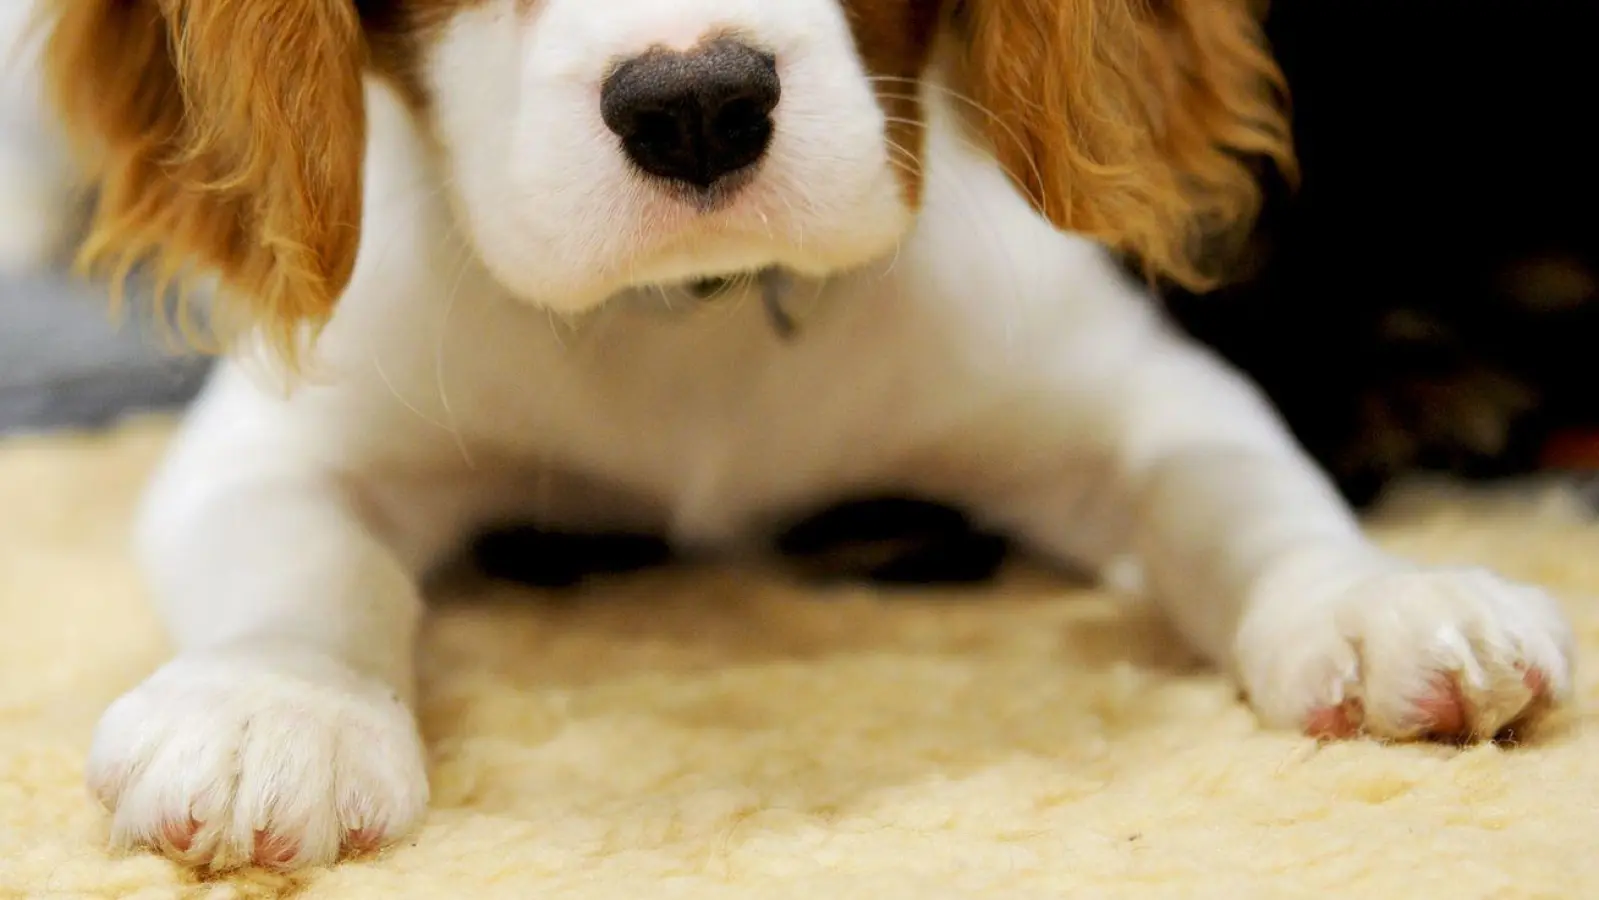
[958,0,1293,289]
[43,0,366,364]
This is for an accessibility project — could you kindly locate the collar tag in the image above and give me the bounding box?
[760,268,799,341]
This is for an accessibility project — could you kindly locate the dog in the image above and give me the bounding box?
[0,0,1574,873]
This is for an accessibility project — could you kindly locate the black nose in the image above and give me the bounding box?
[600,40,780,189]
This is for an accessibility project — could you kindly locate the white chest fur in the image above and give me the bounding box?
[258,80,1149,551]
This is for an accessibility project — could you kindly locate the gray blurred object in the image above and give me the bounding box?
[0,4,210,435]
[0,268,211,434]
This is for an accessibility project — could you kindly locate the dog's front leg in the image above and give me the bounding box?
[996,330,1573,742]
[85,371,462,871]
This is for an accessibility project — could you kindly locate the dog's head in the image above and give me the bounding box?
[44,0,1291,362]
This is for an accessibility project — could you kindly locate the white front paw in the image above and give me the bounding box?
[1237,567,1575,741]
[86,648,429,871]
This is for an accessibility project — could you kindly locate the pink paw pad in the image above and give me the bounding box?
[161,817,201,853]
[1307,668,1557,744]
[253,831,301,868]
[344,827,385,857]
[1305,700,1362,739]
[1522,666,1550,697]
[1413,677,1468,739]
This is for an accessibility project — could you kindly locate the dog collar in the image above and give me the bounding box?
[686,267,801,341]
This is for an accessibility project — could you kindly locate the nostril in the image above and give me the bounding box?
[713,92,773,135]
[629,108,683,147]
[710,94,773,153]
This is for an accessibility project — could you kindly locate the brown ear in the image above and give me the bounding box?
[44,0,366,363]
[959,0,1293,289]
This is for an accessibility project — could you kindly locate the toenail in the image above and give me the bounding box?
[88,770,125,810]
[253,830,300,867]
[1306,700,1362,739]
[1522,667,1549,697]
[345,826,384,855]
[161,817,200,852]
[1415,677,1467,737]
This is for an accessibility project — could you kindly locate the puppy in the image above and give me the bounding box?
[5,0,1573,872]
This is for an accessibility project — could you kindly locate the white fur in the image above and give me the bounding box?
[0,0,1575,872]
[432,0,910,314]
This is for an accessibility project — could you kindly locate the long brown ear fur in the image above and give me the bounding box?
[960,0,1294,289]
[43,0,366,365]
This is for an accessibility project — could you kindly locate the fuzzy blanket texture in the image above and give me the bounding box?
[3,419,1599,900]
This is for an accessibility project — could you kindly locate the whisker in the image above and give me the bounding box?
[433,235,479,469]
[371,353,450,433]
[360,181,468,439]
[882,131,1025,350]
[865,78,1049,213]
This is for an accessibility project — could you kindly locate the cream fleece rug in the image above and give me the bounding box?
[4,419,1599,900]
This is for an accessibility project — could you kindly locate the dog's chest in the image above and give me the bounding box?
[442,275,1010,542]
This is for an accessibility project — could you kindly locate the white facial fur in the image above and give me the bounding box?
[424,0,914,315]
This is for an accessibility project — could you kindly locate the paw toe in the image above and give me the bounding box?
[1497,664,1559,733]
[1522,665,1550,697]
[88,768,125,811]
[1413,677,1469,739]
[1260,568,1575,746]
[86,653,427,872]
[343,826,386,857]
[253,831,302,869]
[161,817,201,854]
[1304,701,1362,739]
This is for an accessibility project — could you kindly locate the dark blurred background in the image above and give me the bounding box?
[1163,0,1599,506]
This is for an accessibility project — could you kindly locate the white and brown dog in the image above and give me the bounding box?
[0,0,1575,873]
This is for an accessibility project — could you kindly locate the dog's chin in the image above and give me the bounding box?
[613,237,892,301]
[616,242,790,295]
[631,266,801,338]
[489,212,903,318]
